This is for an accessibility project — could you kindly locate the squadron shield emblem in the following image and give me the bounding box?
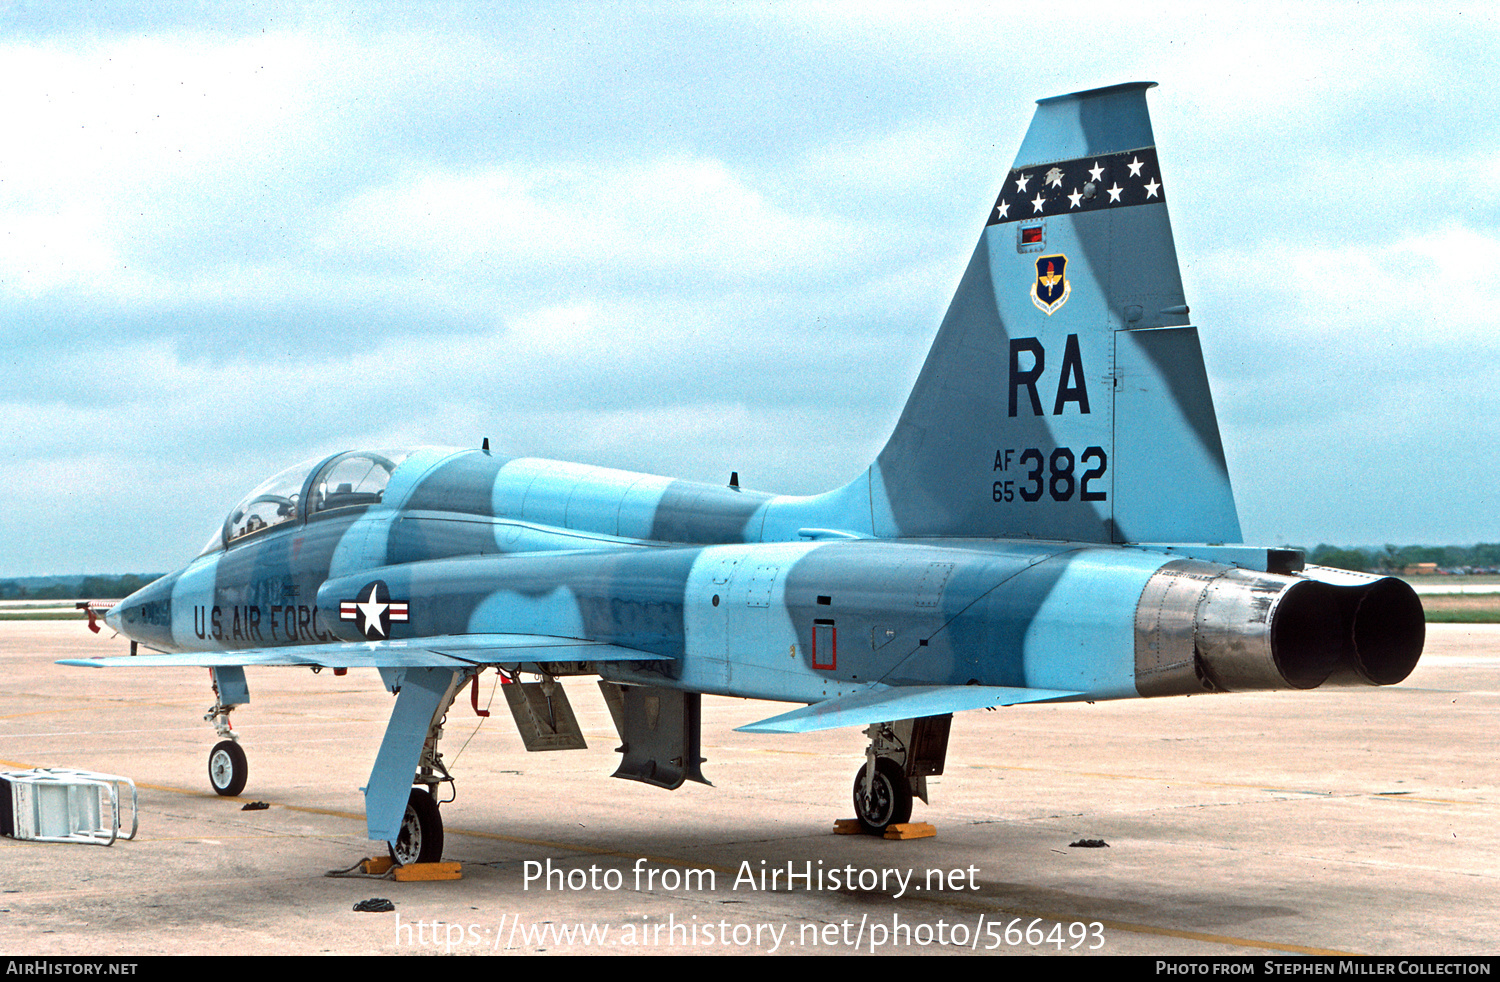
[1031,253,1070,315]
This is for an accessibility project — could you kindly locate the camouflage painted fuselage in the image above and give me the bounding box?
[109,442,1418,711]
[94,82,1426,850]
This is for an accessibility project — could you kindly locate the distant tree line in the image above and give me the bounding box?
[1305,544,1500,574]
[0,574,163,600]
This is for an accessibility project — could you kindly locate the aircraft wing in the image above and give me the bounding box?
[735,684,1083,734]
[58,634,673,670]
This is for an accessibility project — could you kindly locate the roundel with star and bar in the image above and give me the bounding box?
[339,580,410,640]
[987,146,1164,227]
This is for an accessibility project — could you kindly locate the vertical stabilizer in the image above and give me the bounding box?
[872,82,1240,544]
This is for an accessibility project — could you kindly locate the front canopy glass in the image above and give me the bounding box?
[199,449,413,554]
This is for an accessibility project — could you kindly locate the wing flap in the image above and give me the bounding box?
[58,634,671,670]
[735,684,1082,734]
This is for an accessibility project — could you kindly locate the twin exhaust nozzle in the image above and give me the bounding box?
[1135,561,1425,697]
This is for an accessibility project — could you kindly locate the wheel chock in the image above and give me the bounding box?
[393,862,462,882]
[835,818,936,838]
[362,856,396,875]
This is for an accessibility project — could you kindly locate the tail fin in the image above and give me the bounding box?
[871,82,1241,544]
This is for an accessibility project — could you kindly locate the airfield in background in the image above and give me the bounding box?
[0,619,1492,956]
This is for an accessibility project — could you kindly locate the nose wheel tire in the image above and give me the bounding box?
[389,788,444,865]
[208,740,248,797]
[852,757,912,835]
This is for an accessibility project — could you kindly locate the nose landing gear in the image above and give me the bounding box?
[205,667,250,797]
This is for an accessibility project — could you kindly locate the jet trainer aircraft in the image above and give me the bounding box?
[70,82,1424,865]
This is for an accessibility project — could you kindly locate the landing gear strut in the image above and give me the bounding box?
[205,667,249,797]
[377,667,465,864]
[851,715,952,834]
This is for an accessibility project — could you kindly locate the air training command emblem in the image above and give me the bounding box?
[1031,253,1070,315]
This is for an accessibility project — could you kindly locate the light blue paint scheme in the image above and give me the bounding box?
[364,666,459,843]
[465,586,589,638]
[737,684,1082,734]
[211,666,249,707]
[1013,548,1167,699]
[756,473,876,542]
[671,541,873,704]
[61,634,671,670]
[496,458,577,529]
[327,446,462,580]
[1130,544,1295,568]
[491,457,675,539]
[677,545,739,692]
[170,554,220,651]
[488,521,654,556]
[866,465,901,540]
[76,83,1427,853]
[616,473,678,540]
[722,542,841,701]
[1114,327,1241,543]
[1016,82,1158,168]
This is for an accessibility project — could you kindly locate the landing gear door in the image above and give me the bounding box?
[599,683,710,790]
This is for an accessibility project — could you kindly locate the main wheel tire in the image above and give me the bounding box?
[208,740,248,797]
[389,787,444,865]
[852,757,912,835]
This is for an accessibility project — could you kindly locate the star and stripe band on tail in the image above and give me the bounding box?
[988,146,1164,226]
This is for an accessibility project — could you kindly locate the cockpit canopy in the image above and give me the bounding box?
[203,449,410,554]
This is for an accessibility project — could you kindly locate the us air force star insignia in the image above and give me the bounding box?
[1031,253,1070,315]
[340,581,409,640]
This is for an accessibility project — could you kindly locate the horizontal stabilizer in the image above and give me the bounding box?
[58,634,671,670]
[735,684,1082,734]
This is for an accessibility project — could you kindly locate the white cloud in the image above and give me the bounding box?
[316,157,863,289]
[5,4,1500,574]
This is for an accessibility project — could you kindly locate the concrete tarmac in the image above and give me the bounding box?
[0,620,1494,957]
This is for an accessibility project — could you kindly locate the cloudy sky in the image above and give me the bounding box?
[2,1,1496,577]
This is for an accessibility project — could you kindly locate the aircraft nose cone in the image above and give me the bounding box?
[104,574,178,647]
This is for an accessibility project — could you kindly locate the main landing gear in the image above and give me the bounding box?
[853,756,911,834]
[391,787,444,866]
[851,715,952,835]
[385,672,462,865]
